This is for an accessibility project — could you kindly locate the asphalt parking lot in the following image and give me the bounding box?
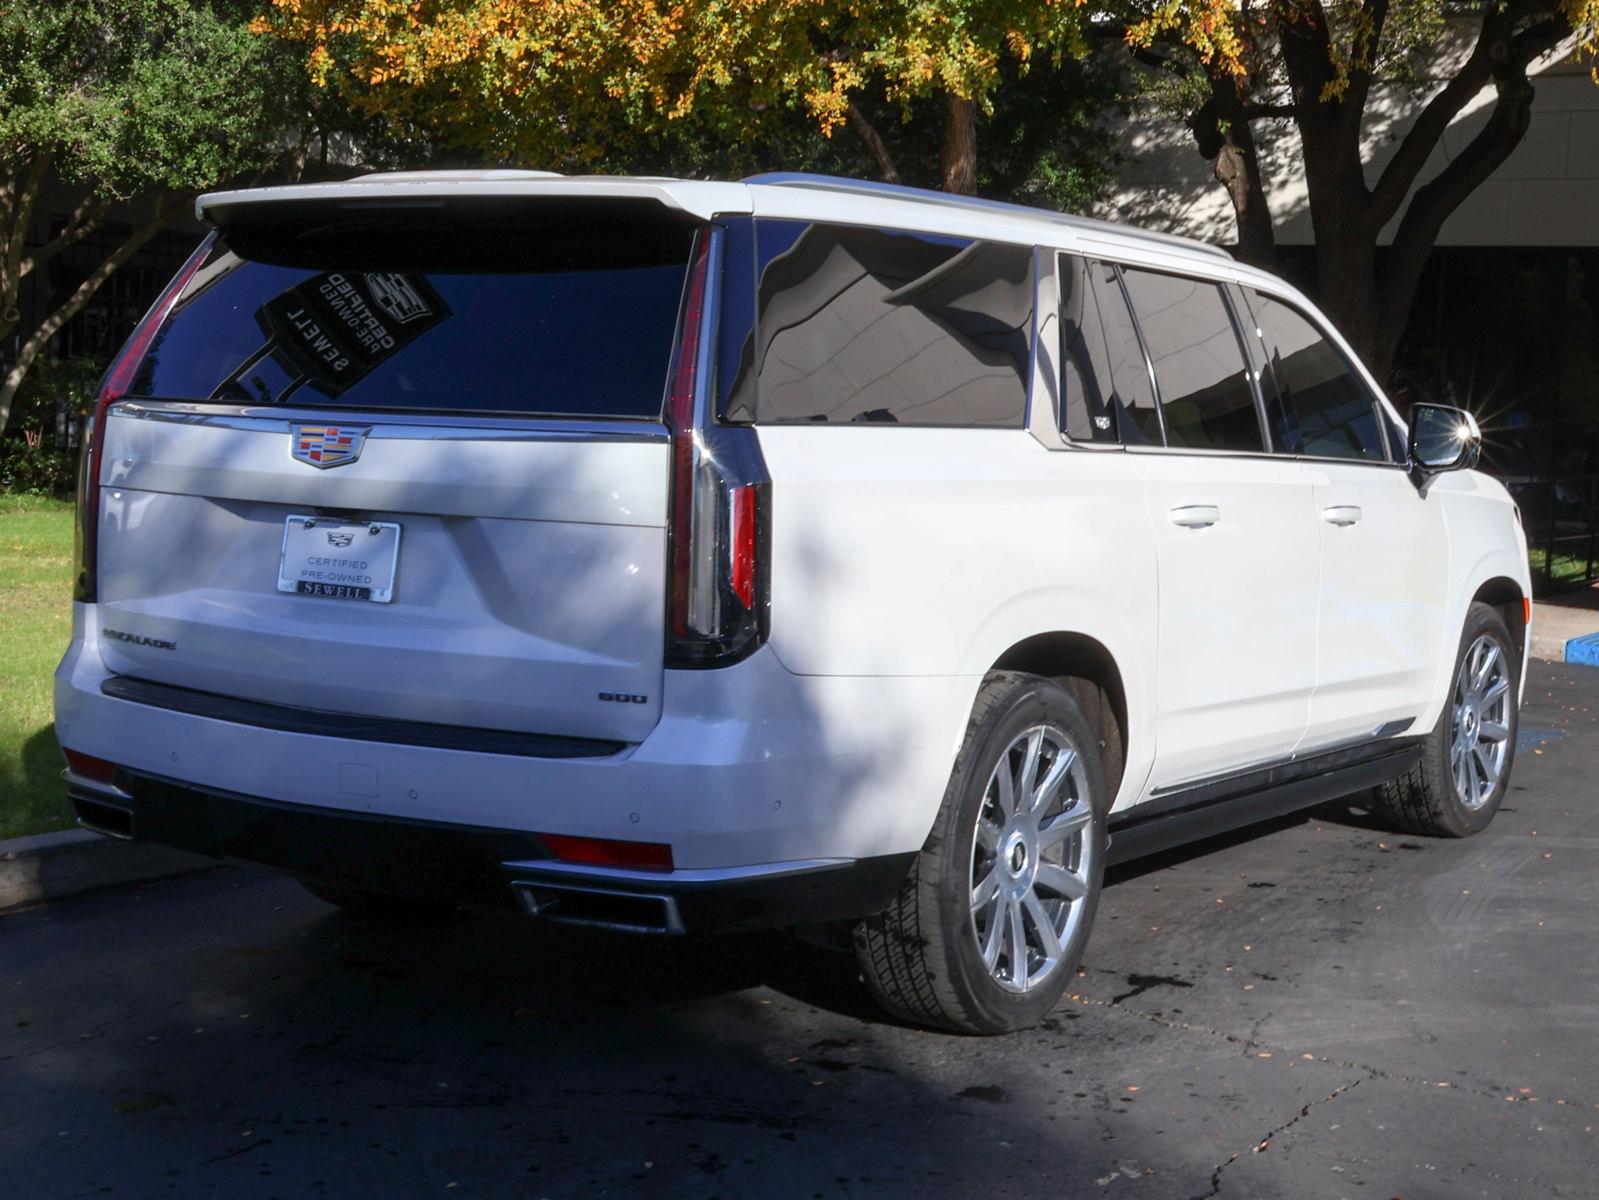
[3,661,1597,1200]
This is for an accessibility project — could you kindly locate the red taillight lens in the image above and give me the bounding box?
[62,748,117,784]
[729,483,757,609]
[541,833,674,872]
[74,234,216,603]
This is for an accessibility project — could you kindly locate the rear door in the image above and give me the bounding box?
[1103,264,1319,790]
[92,202,697,744]
[1242,288,1449,747]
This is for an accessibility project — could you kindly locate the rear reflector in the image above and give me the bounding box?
[1524,596,1532,626]
[541,833,674,872]
[730,484,757,609]
[62,748,117,784]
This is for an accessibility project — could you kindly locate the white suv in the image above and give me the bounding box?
[56,171,1529,1033]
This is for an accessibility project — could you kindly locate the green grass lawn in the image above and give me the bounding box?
[0,494,75,840]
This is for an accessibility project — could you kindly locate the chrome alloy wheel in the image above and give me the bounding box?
[1451,633,1512,810]
[969,725,1096,994]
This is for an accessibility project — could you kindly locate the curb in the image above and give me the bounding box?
[0,827,217,914]
[1565,634,1599,667]
[1530,632,1599,666]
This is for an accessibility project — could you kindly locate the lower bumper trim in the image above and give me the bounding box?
[76,769,916,933]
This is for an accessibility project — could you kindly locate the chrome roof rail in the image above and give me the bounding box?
[742,172,1234,262]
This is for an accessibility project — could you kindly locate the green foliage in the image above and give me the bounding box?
[573,49,1127,209]
[257,0,1117,199]
[0,0,305,198]
[0,356,102,496]
[0,444,77,497]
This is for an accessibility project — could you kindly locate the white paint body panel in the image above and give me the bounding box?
[1300,461,1451,750]
[1129,451,1319,788]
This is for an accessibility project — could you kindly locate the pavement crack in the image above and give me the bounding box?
[1072,985,1599,1114]
[1187,1076,1366,1200]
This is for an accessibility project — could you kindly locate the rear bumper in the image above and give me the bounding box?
[55,614,970,906]
[67,770,915,933]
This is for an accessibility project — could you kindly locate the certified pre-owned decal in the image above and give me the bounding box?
[103,628,176,651]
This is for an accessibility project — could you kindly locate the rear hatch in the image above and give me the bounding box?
[91,197,698,745]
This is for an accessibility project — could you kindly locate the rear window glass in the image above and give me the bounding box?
[133,212,694,419]
[730,220,1033,426]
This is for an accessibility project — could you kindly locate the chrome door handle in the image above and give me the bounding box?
[1322,505,1363,526]
[1169,504,1220,529]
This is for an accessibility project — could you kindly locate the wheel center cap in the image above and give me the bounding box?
[1010,842,1028,873]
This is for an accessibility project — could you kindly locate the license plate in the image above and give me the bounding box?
[277,516,401,603]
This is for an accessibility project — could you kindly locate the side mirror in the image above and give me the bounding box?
[1408,403,1481,485]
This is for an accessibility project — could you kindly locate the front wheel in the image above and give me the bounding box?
[1373,601,1519,837]
[854,672,1107,1034]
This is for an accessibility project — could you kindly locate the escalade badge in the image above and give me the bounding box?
[291,424,368,469]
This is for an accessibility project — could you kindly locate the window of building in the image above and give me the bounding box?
[739,220,1033,426]
[1121,268,1262,453]
[1245,290,1387,462]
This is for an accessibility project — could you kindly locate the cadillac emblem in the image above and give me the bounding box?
[291,424,368,469]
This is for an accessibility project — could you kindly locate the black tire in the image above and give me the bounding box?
[854,671,1108,1034]
[298,876,459,919]
[1373,601,1519,837]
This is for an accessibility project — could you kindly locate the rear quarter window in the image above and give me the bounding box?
[728,220,1034,426]
[134,212,695,419]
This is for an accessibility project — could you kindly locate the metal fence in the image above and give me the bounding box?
[1505,475,1599,596]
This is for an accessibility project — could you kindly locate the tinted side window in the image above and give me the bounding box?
[1121,269,1262,453]
[1087,263,1163,445]
[1057,254,1117,442]
[746,220,1033,425]
[1245,291,1387,462]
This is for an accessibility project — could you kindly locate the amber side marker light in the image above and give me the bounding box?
[541,833,674,872]
[1524,597,1532,626]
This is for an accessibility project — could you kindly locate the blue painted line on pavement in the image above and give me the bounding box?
[1517,726,1570,752]
[1565,634,1599,667]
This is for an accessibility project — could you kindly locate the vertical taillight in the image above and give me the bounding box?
[74,234,214,603]
[664,225,770,668]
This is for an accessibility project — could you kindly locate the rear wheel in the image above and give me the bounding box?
[1373,601,1519,837]
[854,672,1107,1034]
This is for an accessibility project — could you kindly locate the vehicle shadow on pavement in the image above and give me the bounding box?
[6,868,1188,1199]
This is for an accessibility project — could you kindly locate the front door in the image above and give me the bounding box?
[1239,287,1450,750]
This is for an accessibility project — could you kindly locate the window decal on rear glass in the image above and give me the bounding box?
[243,271,450,401]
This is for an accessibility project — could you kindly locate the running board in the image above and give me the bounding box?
[1107,740,1423,866]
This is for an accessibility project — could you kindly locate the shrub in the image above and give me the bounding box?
[0,356,104,496]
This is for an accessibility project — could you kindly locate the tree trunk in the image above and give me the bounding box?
[0,197,183,437]
[1312,229,1384,371]
[1191,79,1281,272]
[847,104,902,185]
[940,94,978,195]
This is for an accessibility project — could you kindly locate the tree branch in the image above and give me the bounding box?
[18,193,110,281]
[1342,0,1392,137]
[1,152,53,324]
[1374,17,1565,366]
[0,192,189,437]
[846,103,902,185]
